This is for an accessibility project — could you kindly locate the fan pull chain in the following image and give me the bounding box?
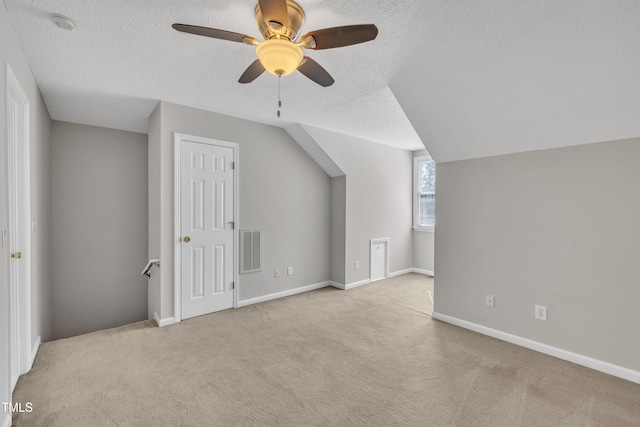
[277,75,282,118]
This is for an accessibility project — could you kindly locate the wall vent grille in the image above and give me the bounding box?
[240,229,263,274]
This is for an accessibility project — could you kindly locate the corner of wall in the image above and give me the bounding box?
[285,123,345,177]
[147,103,162,320]
[330,176,346,284]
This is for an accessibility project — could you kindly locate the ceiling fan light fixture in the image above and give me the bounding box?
[256,39,303,76]
[172,0,378,86]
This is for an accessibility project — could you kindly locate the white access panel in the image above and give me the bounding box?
[370,238,389,282]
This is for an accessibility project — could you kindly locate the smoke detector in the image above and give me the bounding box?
[50,14,75,30]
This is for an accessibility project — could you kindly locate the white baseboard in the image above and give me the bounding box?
[28,336,41,371]
[153,312,175,327]
[432,312,640,384]
[238,281,331,307]
[388,268,414,278]
[411,268,434,277]
[1,412,11,427]
[345,278,372,290]
[329,281,345,290]
[342,269,434,290]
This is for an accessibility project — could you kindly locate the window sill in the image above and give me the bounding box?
[413,227,434,233]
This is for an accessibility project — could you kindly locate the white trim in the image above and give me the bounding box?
[411,268,434,277]
[339,270,434,290]
[432,312,640,384]
[153,312,175,327]
[329,281,345,290]
[412,227,434,233]
[28,336,40,371]
[345,278,372,290]
[232,146,239,309]
[388,268,414,278]
[6,63,32,379]
[1,413,11,427]
[238,282,331,307]
[338,270,435,290]
[173,133,239,323]
[173,134,180,322]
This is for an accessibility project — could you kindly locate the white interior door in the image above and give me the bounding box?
[179,138,235,319]
[6,64,32,390]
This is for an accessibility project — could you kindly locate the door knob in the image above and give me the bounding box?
[11,252,21,259]
[183,236,191,243]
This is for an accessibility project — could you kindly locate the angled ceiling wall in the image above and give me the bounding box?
[390,0,640,163]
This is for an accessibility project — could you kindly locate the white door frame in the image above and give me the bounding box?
[370,237,390,282]
[6,63,32,387]
[173,133,239,323]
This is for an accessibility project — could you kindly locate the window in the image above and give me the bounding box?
[414,156,435,230]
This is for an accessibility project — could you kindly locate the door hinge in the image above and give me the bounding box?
[229,221,235,229]
[232,282,235,290]
[231,161,235,170]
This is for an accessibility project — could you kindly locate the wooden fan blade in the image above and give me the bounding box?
[238,59,266,84]
[172,23,256,44]
[300,24,378,50]
[297,57,334,87]
[258,0,289,27]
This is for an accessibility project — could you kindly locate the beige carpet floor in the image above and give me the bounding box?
[12,273,640,426]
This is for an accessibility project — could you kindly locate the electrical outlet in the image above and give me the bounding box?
[287,266,293,276]
[355,261,360,270]
[274,269,280,278]
[485,295,495,307]
[535,305,547,321]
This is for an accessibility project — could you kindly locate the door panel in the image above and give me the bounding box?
[7,66,31,390]
[180,140,234,319]
[371,241,387,282]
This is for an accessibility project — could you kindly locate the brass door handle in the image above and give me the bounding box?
[183,236,191,243]
[11,252,21,259]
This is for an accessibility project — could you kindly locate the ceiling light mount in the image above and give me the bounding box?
[255,0,305,41]
[50,13,75,31]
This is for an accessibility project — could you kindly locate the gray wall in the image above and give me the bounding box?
[1,2,52,418]
[435,137,640,372]
[148,101,331,322]
[330,176,346,284]
[51,121,148,339]
[303,125,414,285]
[413,231,434,273]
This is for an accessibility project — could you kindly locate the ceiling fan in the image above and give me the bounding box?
[172,0,378,87]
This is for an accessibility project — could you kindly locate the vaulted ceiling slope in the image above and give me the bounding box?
[4,0,424,150]
[391,0,640,163]
[6,1,640,159]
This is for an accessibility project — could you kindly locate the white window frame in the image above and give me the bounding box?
[413,156,435,232]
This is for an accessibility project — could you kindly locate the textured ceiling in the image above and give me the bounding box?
[4,0,424,150]
[5,1,640,159]
[391,0,640,162]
